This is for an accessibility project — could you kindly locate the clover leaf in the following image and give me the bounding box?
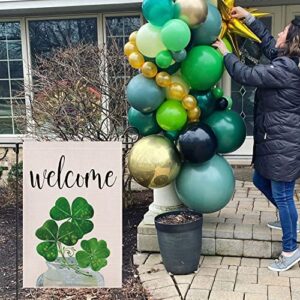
[75,238,110,272]
[36,219,80,261]
[50,197,94,239]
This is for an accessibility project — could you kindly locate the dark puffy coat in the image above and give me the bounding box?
[224,19,300,182]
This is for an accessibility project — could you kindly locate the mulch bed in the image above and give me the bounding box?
[0,190,153,300]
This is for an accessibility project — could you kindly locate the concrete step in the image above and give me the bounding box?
[137,180,300,259]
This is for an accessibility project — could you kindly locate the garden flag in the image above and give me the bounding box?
[23,141,122,288]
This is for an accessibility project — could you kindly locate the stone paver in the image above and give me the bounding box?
[136,180,300,300]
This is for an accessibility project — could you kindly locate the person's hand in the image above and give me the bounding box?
[231,6,250,19]
[212,39,230,56]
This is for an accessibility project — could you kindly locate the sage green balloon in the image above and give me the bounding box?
[128,107,161,136]
[203,110,246,154]
[181,45,224,91]
[175,155,235,213]
[161,19,191,51]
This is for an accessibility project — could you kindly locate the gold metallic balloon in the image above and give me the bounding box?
[128,52,145,69]
[175,0,208,28]
[128,135,181,189]
[166,82,187,101]
[141,62,158,78]
[182,95,197,110]
[129,31,138,43]
[124,42,137,56]
[218,0,270,55]
[188,107,201,120]
[156,72,172,87]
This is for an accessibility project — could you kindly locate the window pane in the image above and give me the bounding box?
[11,80,24,97]
[0,80,9,97]
[9,61,23,78]
[0,117,13,134]
[0,61,8,78]
[12,98,26,116]
[8,41,22,59]
[29,18,98,62]
[231,16,273,136]
[0,99,11,116]
[0,41,7,59]
[0,21,24,135]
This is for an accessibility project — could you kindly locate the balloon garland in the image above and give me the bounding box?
[125,0,267,213]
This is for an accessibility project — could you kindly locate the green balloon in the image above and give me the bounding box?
[203,110,246,154]
[142,0,174,27]
[181,46,224,91]
[211,87,224,99]
[164,130,180,142]
[161,19,191,51]
[190,90,216,118]
[175,155,235,213]
[156,50,173,69]
[224,96,233,110]
[156,100,187,131]
[128,107,161,136]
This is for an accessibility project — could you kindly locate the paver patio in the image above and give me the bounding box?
[134,180,300,300]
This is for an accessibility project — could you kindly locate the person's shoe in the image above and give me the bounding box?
[268,249,300,272]
[267,221,300,233]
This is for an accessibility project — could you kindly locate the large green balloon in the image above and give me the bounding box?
[128,107,161,136]
[127,74,165,113]
[191,4,222,45]
[161,19,191,52]
[181,46,224,91]
[156,100,187,131]
[190,90,216,118]
[203,110,246,154]
[175,155,235,213]
[142,0,174,27]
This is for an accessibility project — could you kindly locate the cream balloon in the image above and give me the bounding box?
[136,23,167,58]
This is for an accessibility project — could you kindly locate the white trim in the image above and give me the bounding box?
[286,5,300,21]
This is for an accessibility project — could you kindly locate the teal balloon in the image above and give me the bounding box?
[192,4,222,45]
[175,155,235,213]
[142,0,174,27]
[161,19,191,51]
[156,100,187,131]
[181,46,224,91]
[126,74,165,114]
[164,130,180,142]
[190,90,216,118]
[156,50,173,69]
[203,110,246,154]
[128,107,161,136]
[171,49,187,63]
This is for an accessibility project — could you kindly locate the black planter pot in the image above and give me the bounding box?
[154,210,203,275]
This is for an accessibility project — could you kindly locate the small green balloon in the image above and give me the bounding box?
[128,107,161,136]
[142,0,174,27]
[224,96,233,110]
[156,100,187,131]
[175,155,235,213]
[223,37,233,53]
[190,90,216,118]
[181,45,224,91]
[161,19,191,51]
[203,110,246,154]
[156,50,173,69]
[211,87,224,99]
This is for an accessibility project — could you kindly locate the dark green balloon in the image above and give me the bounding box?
[203,110,246,154]
[211,87,224,99]
[164,130,180,142]
[181,46,224,91]
[158,61,181,74]
[175,155,235,213]
[190,90,216,118]
[128,107,161,136]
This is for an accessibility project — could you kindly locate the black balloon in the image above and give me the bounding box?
[217,97,229,110]
[178,123,218,163]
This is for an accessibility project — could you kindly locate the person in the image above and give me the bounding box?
[213,7,300,272]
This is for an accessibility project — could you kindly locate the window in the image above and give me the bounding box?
[0,21,25,135]
[29,18,98,63]
[105,15,141,129]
